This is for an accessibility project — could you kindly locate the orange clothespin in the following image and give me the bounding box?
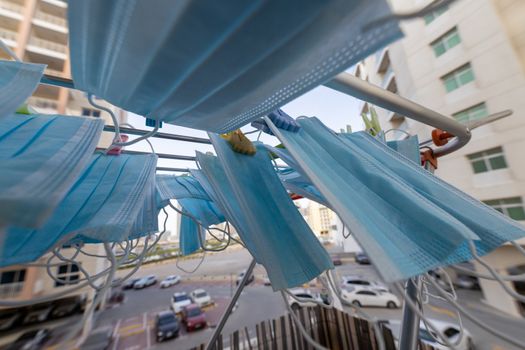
[107,134,129,155]
[290,193,303,201]
[431,128,454,146]
[220,129,256,155]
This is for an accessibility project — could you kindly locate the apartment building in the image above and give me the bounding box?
[305,201,335,241]
[0,0,126,147]
[356,0,525,316]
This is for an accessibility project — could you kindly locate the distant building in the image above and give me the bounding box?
[304,201,335,240]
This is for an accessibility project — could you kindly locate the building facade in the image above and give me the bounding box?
[355,0,525,316]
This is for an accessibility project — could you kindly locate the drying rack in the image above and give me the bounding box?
[37,66,512,350]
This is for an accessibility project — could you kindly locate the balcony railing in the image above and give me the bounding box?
[28,36,67,54]
[0,282,24,299]
[0,28,17,42]
[0,0,23,16]
[34,10,67,28]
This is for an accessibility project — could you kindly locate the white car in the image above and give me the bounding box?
[287,288,325,309]
[160,275,181,288]
[190,289,212,307]
[342,276,389,292]
[171,292,192,313]
[133,275,157,289]
[389,320,473,350]
[341,288,400,308]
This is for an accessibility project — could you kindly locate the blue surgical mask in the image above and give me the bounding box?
[0,113,104,229]
[196,134,333,290]
[386,136,421,164]
[179,214,203,256]
[155,174,224,227]
[68,0,401,133]
[266,116,517,282]
[0,153,158,267]
[0,60,45,119]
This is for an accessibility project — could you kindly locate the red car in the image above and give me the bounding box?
[181,304,207,332]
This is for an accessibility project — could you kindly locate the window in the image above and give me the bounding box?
[0,269,26,298]
[467,147,507,173]
[442,64,475,92]
[55,263,80,287]
[453,103,488,124]
[483,197,525,221]
[424,5,448,24]
[81,108,101,117]
[431,28,461,57]
[356,291,376,296]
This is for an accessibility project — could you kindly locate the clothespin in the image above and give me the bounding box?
[146,118,162,128]
[220,129,256,155]
[15,103,36,115]
[290,193,303,201]
[361,107,381,136]
[107,134,129,155]
[431,128,454,146]
[251,109,301,135]
[420,148,438,170]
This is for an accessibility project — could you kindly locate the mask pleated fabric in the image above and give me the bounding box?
[0,113,104,229]
[266,117,488,282]
[155,175,224,227]
[68,0,402,133]
[196,134,333,290]
[0,60,45,119]
[0,153,158,267]
[179,214,203,256]
[348,131,525,266]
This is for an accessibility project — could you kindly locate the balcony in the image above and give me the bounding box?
[33,10,68,33]
[0,28,17,46]
[27,36,67,60]
[28,96,59,114]
[375,48,390,74]
[0,282,24,299]
[0,0,23,20]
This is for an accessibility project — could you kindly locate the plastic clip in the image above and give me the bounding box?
[431,128,454,146]
[251,109,300,135]
[107,135,129,155]
[220,129,256,155]
[420,148,438,170]
[146,118,162,128]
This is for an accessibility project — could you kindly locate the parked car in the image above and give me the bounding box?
[0,312,20,332]
[134,275,157,289]
[355,252,370,264]
[122,278,141,290]
[171,292,192,314]
[181,304,207,332]
[23,305,53,324]
[160,275,181,288]
[51,300,80,319]
[389,320,473,350]
[342,276,389,292]
[287,288,324,309]
[332,256,342,266]
[190,289,212,307]
[341,288,400,308]
[262,275,271,286]
[236,270,255,286]
[80,327,113,350]
[155,310,180,342]
[6,328,51,350]
[108,290,125,304]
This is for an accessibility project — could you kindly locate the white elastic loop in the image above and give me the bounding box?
[0,39,21,61]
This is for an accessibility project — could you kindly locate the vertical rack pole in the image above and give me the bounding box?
[206,258,256,350]
[399,278,420,350]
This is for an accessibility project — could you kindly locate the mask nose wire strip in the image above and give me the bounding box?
[87,93,160,151]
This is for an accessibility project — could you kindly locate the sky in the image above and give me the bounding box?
[122,78,366,237]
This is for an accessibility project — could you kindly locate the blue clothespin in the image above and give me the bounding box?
[146,118,162,128]
[251,109,300,135]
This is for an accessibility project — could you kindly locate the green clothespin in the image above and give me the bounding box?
[361,106,381,136]
[16,103,37,115]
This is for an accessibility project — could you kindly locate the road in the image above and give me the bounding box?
[3,246,524,350]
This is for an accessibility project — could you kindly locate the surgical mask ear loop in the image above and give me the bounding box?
[425,273,525,348]
[0,39,21,61]
[87,94,160,151]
